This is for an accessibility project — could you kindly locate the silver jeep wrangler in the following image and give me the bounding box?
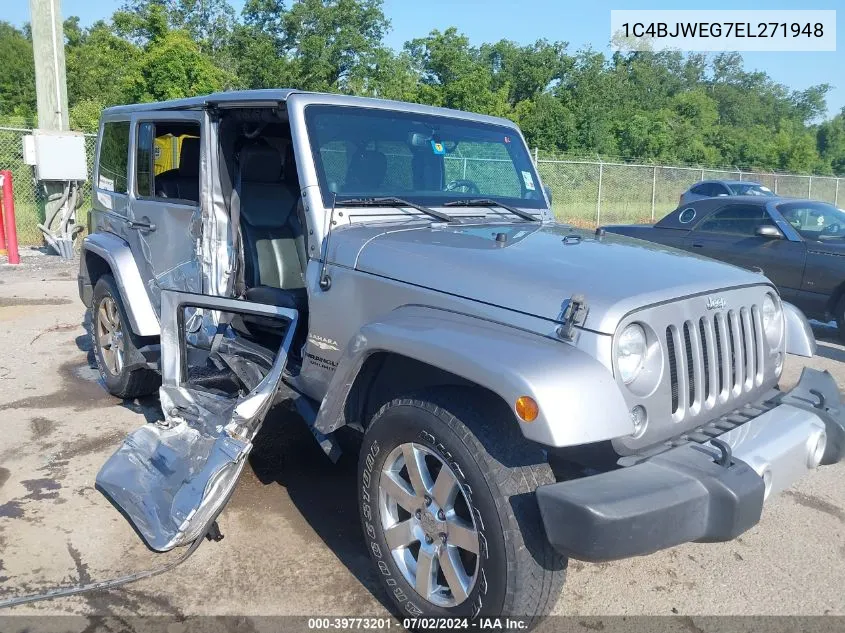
[79,89,845,621]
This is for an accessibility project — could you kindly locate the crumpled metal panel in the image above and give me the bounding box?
[97,290,297,552]
[97,418,244,551]
[200,117,236,299]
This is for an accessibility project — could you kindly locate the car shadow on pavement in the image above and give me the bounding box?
[248,408,398,617]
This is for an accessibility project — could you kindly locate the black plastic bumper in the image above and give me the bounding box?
[536,368,845,562]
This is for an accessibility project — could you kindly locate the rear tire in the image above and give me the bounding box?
[357,388,566,624]
[91,274,160,399]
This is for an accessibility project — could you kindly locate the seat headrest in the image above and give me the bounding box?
[345,150,387,191]
[179,137,200,177]
[240,143,283,183]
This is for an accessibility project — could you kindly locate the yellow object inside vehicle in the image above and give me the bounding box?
[153,134,197,175]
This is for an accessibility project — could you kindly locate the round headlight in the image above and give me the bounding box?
[617,323,647,384]
[762,293,784,346]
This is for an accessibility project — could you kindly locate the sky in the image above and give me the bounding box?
[4,0,843,119]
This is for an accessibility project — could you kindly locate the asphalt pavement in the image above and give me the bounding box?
[0,249,843,628]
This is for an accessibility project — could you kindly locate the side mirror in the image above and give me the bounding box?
[543,185,553,205]
[755,225,782,239]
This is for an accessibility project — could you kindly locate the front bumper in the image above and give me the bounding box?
[536,368,845,561]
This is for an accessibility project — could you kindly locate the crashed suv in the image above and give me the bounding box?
[78,89,845,621]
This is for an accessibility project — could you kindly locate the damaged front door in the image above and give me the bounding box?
[97,290,298,551]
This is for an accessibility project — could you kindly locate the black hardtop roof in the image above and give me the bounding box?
[102,89,300,115]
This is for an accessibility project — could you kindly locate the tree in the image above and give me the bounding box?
[136,29,229,101]
[116,0,235,53]
[404,28,511,116]
[0,22,36,120]
[2,0,843,174]
[65,20,143,110]
[817,111,845,174]
[281,0,390,92]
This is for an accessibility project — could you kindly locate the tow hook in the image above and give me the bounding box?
[809,389,826,410]
[710,438,733,467]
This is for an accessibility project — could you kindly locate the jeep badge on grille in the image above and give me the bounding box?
[706,296,727,310]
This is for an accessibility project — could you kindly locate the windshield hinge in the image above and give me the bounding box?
[556,294,588,340]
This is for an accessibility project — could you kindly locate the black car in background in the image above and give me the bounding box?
[604,196,845,339]
[679,179,775,205]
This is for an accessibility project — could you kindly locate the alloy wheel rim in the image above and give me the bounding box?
[97,296,125,376]
[378,442,480,607]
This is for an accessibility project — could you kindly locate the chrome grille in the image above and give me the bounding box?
[666,306,764,419]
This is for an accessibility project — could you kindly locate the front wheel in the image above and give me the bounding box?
[357,390,566,623]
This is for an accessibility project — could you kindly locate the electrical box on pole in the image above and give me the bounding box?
[23,131,88,181]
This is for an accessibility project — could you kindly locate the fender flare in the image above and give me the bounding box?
[81,233,160,337]
[783,301,816,358]
[313,305,633,447]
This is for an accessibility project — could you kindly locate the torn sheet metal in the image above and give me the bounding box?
[201,116,237,299]
[97,290,297,551]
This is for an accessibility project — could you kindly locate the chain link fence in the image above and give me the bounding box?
[3,125,845,244]
[535,152,844,227]
[0,126,96,246]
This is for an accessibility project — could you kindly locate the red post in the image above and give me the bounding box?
[0,174,6,255]
[0,171,20,265]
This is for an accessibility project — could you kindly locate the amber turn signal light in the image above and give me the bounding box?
[515,396,539,422]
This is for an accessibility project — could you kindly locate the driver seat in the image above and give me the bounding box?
[236,141,307,313]
[234,141,309,362]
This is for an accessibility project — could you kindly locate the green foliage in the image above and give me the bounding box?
[135,29,230,101]
[2,1,845,174]
[0,21,36,119]
[65,20,143,109]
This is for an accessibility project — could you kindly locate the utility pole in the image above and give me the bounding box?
[30,0,69,131]
[29,0,84,259]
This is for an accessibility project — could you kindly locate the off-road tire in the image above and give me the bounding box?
[91,274,160,399]
[357,388,566,625]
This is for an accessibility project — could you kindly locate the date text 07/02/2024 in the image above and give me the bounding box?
[307,617,529,630]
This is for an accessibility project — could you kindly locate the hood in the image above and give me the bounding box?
[346,222,769,334]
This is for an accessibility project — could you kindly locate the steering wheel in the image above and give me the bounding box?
[822,222,841,235]
[445,179,480,195]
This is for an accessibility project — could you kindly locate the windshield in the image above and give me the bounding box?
[778,201,845,240]
[728,183,775,197]
[304,105,546,209]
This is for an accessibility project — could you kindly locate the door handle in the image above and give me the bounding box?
[691,242,704,248]
[127,220,156,232]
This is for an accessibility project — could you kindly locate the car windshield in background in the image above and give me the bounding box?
[304,105,546,209]
[778,201,845,240]
[728,183,775,197]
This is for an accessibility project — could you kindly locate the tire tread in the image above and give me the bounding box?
[367,388,566,623]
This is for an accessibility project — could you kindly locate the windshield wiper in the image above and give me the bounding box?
[337,197,453,223]
[443,198,540,222]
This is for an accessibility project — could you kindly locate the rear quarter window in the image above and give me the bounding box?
[98,121,130,194]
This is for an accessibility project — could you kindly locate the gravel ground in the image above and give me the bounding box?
[0,249,844,630]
